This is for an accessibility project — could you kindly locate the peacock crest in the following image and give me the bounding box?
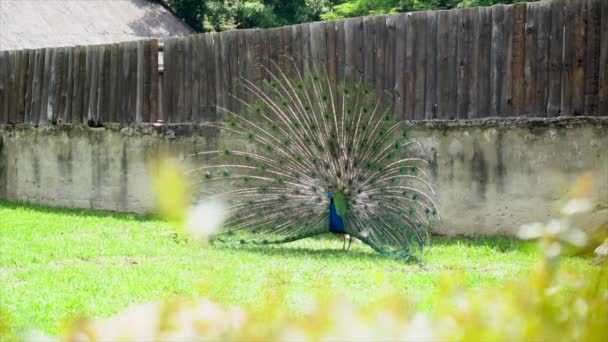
[191,63,439,260]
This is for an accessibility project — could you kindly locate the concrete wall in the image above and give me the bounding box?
[1,118,607,236]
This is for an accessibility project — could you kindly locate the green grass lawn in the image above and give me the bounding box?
[0,200,599,335]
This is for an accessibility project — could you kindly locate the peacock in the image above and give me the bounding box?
[190,63,439,259]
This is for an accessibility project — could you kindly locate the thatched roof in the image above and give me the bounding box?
[0,0,195,51]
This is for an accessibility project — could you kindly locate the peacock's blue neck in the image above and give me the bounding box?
[329,198,346,234]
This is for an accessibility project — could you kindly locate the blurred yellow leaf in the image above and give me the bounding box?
[152,158,190,225]
[571,173,594,198]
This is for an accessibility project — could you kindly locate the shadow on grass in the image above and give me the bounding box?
[0,200,160,222]
[215,244,401,262]
[431,235,527,253]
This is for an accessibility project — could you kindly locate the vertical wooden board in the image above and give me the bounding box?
[393,13,407,119]
[490,5,504,117]
[384,15,397,101]
[414,12,427,120]
[176,38,186,122]
[512,3,526,116]
[362,16,375,89]
[326,21,338,90]
[219,32,230,116]
[95,46,106,124]
[0,51,6,124]
[43,48,57,123]
[71,46,85,124]
[54,48,64,123]
[457,9,472,119]
[57,47,69,123]
[237,31,249,117]
[309,22,327,75]
[290,25,302,77]
[88,46,100,123]
[16,50,29,123]
[536,0,551,116]
[56,47,68,122]
[571,0,587,116]
[118,42,130,123]
[547,0,564,116]
[335,20,346,84]
[560,0,575,116]
[373,15,387,95]
[500,5,514,117]
[31,49,44,124]
[599,0,608,115]
[129,42,139,123]
[183,36,193,122]
[436,10,450,119]
[524,2,539,116]
[585,0,601,116]
[212,32,223,120]
[424,11,438,119]
[467,8,480,119]
[299,23,311,74]
[477,7,492,118]
[446,10,459,119]
[25,49,36,123]
[191,34,202,122]
[82,46,91,123]
[102,45,113,123]
[344,17,363,84]
[4,51,14,123]
[6,51,17,123]
[5,51,15,123]
[149,39,159,122]
[108,43,119,122]
[202,33,216,122]
[161,39,173,123]
[63,47,74,122]
[404,13,416,120]
[140,40,151,122]
[135,40,145,123]
[197,34,210,121]
[228,31,240,114]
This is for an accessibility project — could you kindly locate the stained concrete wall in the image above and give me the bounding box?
[1,118,606,236]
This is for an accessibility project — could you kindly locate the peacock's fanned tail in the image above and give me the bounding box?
[190,63,439,259]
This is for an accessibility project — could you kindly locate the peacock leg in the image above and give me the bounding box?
[346,236,353,251]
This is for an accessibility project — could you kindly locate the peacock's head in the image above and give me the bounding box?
[327,191,333,199]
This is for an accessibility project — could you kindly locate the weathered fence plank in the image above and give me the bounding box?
[491,5,504,117]
[500,5,514,117]
[585,0,601,116]
[598,0,608,115]
[24,49,36,123]
[424,10,438,119]
[547,0,564,116]
[16,50,29,123]
[561,0,574,116]
[512,3,526,116]
[436,10,451,119]
[393,13,406,118]
[404,13,416,120]
[571,0,587,116]
[413,11,427,120]
[524,2,538,116]
[477,7,492,118]
[467,8,480,119]
[0,51,7,124]
[457,9,472,119]
[536,0,551,116]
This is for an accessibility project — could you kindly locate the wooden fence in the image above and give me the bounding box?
[0,0,607,125]
[0,40,158,125]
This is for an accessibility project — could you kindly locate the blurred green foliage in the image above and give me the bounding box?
[161,0,537,31]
